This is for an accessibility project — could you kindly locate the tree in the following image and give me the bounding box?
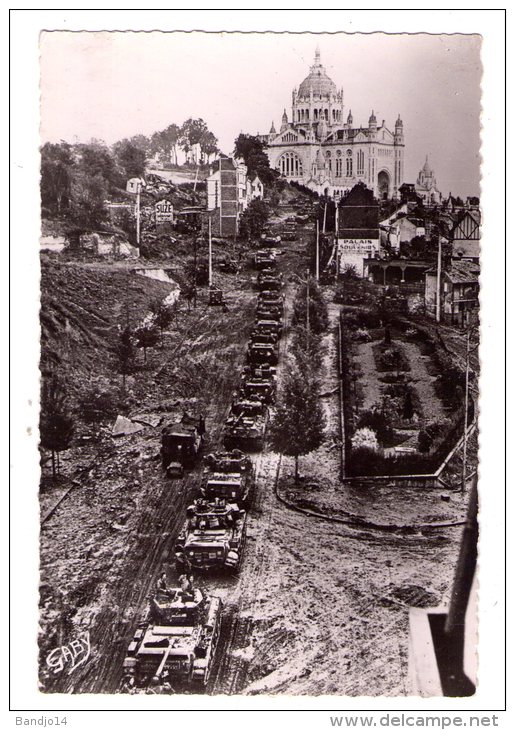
[115,326,135,388]
[270,363,325,482]
[113,139,147,179]
[149,299,175,339]
[199,130,219,164]
[239,199,269,240]
[40,142,74,216]
[68,171,109,230]
[292,279,328,334]
[234,133,275,186]
[151,124,181,166]
[40,376,75,479]
[402,388,415,420]
[180,118,209,164]
[134,323,160,362]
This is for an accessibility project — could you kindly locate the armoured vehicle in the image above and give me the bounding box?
[258,291,284,312]
[175,499,247,572]
[256,302,282,322]
[240,377,275,405]
[253,318,283,336]
[241,362,277,382]
[122,585,222,690]
[204,448,253,474]
[254,250,276,270]
[223,399,268,451]
[260,234,282,246]
[247,340,279,366]
[250,328,279,346]
[200,470,253,507]
[257,271,283,291]
[161,413,206,469]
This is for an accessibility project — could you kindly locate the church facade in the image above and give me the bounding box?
[259,48,405,200]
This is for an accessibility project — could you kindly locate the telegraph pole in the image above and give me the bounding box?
[436,236,442,323]
[315,219,320,282]
[136,180,141,247]
[461,329,471,493]
[306,268,310,335]
[322,201,327,234]
[208,217,213,287]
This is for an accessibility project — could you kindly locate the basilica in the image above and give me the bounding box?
[259,48,405,200]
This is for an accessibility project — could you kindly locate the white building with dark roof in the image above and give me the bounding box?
[259,48,406,200]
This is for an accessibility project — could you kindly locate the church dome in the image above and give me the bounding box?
[298,48,337,98]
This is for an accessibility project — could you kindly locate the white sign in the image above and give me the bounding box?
[155,199,174,224]
[338,238,380,254]
[126,177,145,194]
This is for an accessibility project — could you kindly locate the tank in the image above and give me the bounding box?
[161,413,206,468]
[175,499,247,572]
[258,291,284,311]
[200,471,253,507]
[204,448,253,474]
[257,272,282,292]
[122,586,222,690]
[253,318,283,336]
[254,250,276,270]
[223,400,268,451]
[241,363,277,382]
[240,377,276,405]
[247,341,279,366]
[256,303,282,322]
[250,328,279,345]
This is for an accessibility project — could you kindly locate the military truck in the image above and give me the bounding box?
[161,413,206,469]
[175,499,247,572]
[122,585,222,690]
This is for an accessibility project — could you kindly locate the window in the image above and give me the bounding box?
[277,151,303,178]
[357,150,365,175]
[346,156,353,177]
[335,157,343,177]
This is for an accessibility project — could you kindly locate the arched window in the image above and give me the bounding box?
[277,151,303,178]
[346,156,353,177]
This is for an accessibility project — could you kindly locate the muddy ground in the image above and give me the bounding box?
[39,210,474,697]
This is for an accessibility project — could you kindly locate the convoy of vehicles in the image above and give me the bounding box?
[174,498,247,573]
[123,233,285,694]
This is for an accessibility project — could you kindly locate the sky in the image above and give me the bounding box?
[40,31,482,197]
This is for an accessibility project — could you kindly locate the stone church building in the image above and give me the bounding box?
[259,48,405,200]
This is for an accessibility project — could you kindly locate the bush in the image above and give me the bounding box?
[351,327,372,343]
[357,405,395,445]
[292,280,328,334]
[351,427,379,451]
[374,343,411,372]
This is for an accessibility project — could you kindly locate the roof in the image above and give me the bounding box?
[298,50,337,98]
[445,260,480,284]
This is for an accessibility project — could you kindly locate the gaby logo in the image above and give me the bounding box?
[46,631,90,674]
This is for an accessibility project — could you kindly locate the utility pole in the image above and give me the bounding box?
[322,202,327,234]
[306,268,310,335]
[461,328,471,493]
[315,219,320,282]
[136,180,141,247]
[208,217,213,287]
[436,236,442,323]
[193,235,198,309]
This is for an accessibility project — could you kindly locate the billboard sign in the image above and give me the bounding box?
[155,199,174,224]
